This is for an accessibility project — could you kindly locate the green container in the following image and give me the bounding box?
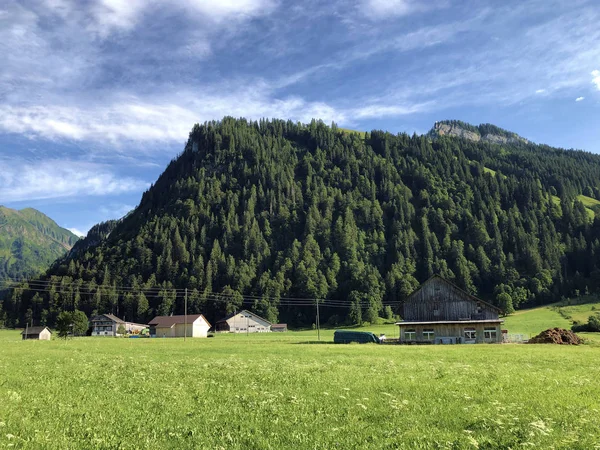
[333,330,381,344]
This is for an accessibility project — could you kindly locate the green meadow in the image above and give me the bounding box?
[2,327,600,449]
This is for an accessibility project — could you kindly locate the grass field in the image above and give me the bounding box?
[502,305,571,337]
[2,328,600,449]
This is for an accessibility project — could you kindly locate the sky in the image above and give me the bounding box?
[1,0,600,236]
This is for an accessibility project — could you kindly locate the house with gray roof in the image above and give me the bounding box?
[21,326,52,340]
[90,314,147,336]
[215,310,272,333]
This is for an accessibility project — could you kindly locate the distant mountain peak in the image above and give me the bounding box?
[0,207,80,280]
[430,120,529,145]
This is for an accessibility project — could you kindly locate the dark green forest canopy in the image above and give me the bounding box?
[3,117,600,328]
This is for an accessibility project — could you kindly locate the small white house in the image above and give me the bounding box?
[90,314,147,336]
[215,310,272,333]
[148,314,211,338]
[21,326,52,340]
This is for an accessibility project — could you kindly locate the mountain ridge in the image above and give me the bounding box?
[3,117,600,328]
[0,206,79,281]
[429,120,529,145]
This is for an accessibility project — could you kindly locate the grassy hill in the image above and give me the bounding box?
[502,295,600,344]
[551,194,600,219]
[503,305,571,337]
[0,206,79,280]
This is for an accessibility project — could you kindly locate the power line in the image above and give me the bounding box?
[0,277,402,308]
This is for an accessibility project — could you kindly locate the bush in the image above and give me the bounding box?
[571,314,600,332]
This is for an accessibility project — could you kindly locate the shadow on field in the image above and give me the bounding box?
[293,341,331,344]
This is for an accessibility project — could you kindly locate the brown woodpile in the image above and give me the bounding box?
[528,328,582,345]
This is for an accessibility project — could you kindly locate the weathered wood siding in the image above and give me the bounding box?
[403,277,499,321]
[398,323,502,344]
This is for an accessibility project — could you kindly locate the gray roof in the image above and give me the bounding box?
[21,326,51,335]
[148,314,211,328]
[91,314,125,324]
[216,309,272,326]
[396,320,504,326]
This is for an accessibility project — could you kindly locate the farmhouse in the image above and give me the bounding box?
[397,275,503,344]
[148,314,211,338]
[271,323,288,332]
[215,310,272,333]
[90,314,147,336]
[21,326,52,340]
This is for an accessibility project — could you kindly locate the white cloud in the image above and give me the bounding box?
[88,0,276,37]
[0,160,148,202]
[576,96,585,102]
[0,82,427,145]
[535,89,546,94]
[67,227,87,238]
[592,70,600,90]
[359,0,445,19]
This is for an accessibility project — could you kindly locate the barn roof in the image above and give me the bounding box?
[406,275,503,313]
[396,319,503,326]
[21,326,51,335]
[216,310,272,326]
[148,314,211,328]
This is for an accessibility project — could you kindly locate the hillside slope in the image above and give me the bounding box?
[0,206,79,280]
[4,117,600,328]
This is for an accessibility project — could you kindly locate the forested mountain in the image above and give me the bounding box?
[0,207,79,281]
[3,117,600,328]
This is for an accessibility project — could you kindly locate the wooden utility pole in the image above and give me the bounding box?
[316,299,321,341]
[184,288,188,342]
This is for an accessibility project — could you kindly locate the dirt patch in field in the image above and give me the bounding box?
[528,328,582,345]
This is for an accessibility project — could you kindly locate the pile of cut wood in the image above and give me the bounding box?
[528,328,582,345]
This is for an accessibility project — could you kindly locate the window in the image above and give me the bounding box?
[464,328,476,340]
[423,329,435,340]
[484,327,497,340]
[404,329,416,341]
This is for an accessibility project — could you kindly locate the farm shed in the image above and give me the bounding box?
[271,324,288,332]
[215,310,272,333]
[148,314,211,338]
[21,326,52,340]
[90,314,147,336]
[397,275,503,344]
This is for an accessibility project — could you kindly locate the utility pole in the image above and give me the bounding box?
[184,288,188,342]
[25,321,28,341]
[316,299,321,341]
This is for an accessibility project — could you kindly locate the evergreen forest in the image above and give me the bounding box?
[3,117,600,328]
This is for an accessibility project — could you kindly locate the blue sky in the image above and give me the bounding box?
[1,0,600,236]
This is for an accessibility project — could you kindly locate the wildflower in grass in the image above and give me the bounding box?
[323,392,329,396]
[530,420,552,436]
[339,395,346,400]
[466,434,479,448]
[356,403,367,410]
[382,392,392,397]
[6,434,15,440]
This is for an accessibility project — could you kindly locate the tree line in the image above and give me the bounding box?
[3,117,600,328]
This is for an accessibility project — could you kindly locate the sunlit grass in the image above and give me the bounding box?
[2,329,600,448]
[502,305,570,337]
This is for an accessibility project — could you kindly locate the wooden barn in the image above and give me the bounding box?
[21,326,52,340]
[397,275,503,344]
